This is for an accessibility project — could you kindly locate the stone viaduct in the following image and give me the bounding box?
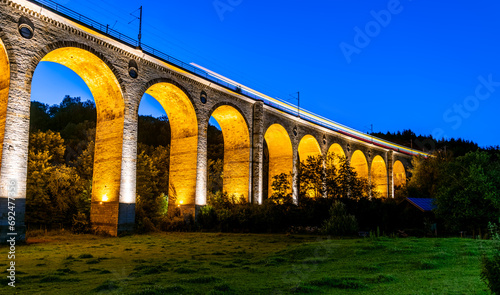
[0,0,428,240]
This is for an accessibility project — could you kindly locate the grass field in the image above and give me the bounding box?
[1,232,492,294]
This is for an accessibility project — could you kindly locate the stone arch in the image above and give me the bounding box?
[371,155,388,198]
[209,101,251,132]
[393,160,406,188]
[35,47,125,235]
[264,123,293,197]
[0,37,10,168]
[210,105,250,200]
[350,150,368,180]
[327,142,346,171]
[298,134,322,162]
[139,78,198,115]
[298,134,322,198]
[28,41,126,92]
[143,82,198,207]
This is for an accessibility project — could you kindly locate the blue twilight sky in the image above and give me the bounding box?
[30,0,500,147]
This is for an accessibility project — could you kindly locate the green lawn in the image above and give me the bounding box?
[1,232,491,294]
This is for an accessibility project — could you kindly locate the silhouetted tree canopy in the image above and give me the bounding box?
[370,129,480,157]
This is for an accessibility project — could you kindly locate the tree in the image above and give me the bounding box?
[207,124,224,161]
[482,221,500,294]
[46,165,86,225]
[151,144,170,196]
[26,149,54,225]
[136,146,160,205]
[207,158,223,194]
[322,200,358,235]
[269,173,293,205]
[325,153,372,200]
[29,130,65,165]
[26,131,66,225]
[299,153,373,200]
[48,95,96,132]
[406,150,453,198]
[434,151,500,233]
[370,129,480,156]
[30,101,50,132]
[135,143,170,230]
[299,155,325,199]
[26,130,87,228]
[138,115,170,147]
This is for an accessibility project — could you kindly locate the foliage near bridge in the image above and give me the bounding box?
[406,149,500,235]
[3,233,488,294]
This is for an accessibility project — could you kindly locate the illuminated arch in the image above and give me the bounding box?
[327,143,345,170]
[393,160,406,188]
[39,47,125,230]
[298,135,322,162]
[144,83,198,206]
[298,135,322,198]
[211,105,250,199]
[371,155,388,198]
[0,38,10,168]
[350,150,368,180]
[264,124,293,197]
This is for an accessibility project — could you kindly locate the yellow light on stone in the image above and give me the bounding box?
[298,135,322,199]
[393,160,406,188]
[41,47,125,216]
[0,38,10,170]
[371,155,388,198]
[264,124,293,200]
[145,83,198,209]
[350,150,369,180]
[179,200,184,205]
[211,105,251,199]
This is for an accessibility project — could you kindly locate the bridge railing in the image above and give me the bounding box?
[26,0,429,157]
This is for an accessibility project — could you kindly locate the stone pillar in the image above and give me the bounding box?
[0,57,30,243]
[321,139,328,199]
[251,101,264,204]
[117,100,138,234]
[91,202,119,235]
[195,115,208,208]
[387,151,394,198]
[292,137,300,205]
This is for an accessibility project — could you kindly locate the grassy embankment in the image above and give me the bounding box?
[1,232,491,294]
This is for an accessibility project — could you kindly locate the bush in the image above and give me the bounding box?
[481,222,500,294]
[157,210,194,232]
[71,212,90,234]
[322,200,358,236]
[482,251,500,294]
[197,205,218,230]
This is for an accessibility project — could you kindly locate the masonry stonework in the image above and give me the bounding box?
[0,0,416,241]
